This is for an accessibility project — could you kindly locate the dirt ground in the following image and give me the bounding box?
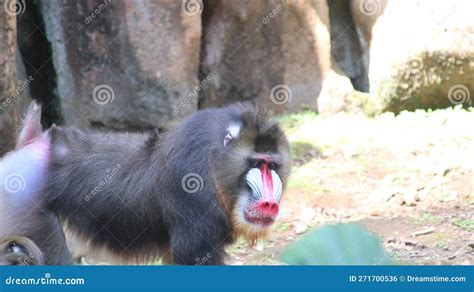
[227,107,473,265]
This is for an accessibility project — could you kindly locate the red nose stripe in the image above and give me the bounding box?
[260,163,274,199]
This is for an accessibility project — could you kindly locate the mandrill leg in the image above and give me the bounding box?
[168,224,225,265]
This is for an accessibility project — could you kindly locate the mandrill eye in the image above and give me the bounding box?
[268,162,277,170]
[252,160,263,168]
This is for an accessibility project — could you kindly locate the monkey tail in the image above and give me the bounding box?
[17,102,43,149]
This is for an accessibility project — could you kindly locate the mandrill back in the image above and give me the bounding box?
[45,127,169,263]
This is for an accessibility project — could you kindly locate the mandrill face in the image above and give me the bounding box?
[213,104,291,239]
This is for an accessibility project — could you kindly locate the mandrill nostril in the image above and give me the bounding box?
[257,200,279,216]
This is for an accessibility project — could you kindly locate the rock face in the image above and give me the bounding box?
[0,3,19,155]
[199,0,330,113]
[381,52,473,113]
[40,0,202,129]
[370,0,474,113]
[9,0,469,132]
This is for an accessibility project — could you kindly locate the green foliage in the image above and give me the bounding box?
[287,160,321,193]
[343,91,380,117]
[275,222,291,232]
[277,111,318,130]
[281,223,394,265]
[451,219,474,231]
[412,213,443,224]
[290,141,316,159]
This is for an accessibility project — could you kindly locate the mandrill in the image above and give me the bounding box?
[4,102,291,265]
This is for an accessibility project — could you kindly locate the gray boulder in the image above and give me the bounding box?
[40,0,202,129]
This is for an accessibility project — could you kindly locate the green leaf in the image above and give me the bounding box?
[281,223,394,265]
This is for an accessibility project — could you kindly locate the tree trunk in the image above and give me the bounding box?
[0,0,18,155]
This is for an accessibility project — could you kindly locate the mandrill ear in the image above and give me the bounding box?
[223,123,242,146]
[17,102,43,149]
[223,133,232,147]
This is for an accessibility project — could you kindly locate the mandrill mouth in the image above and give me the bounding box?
[243,210,276,227]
